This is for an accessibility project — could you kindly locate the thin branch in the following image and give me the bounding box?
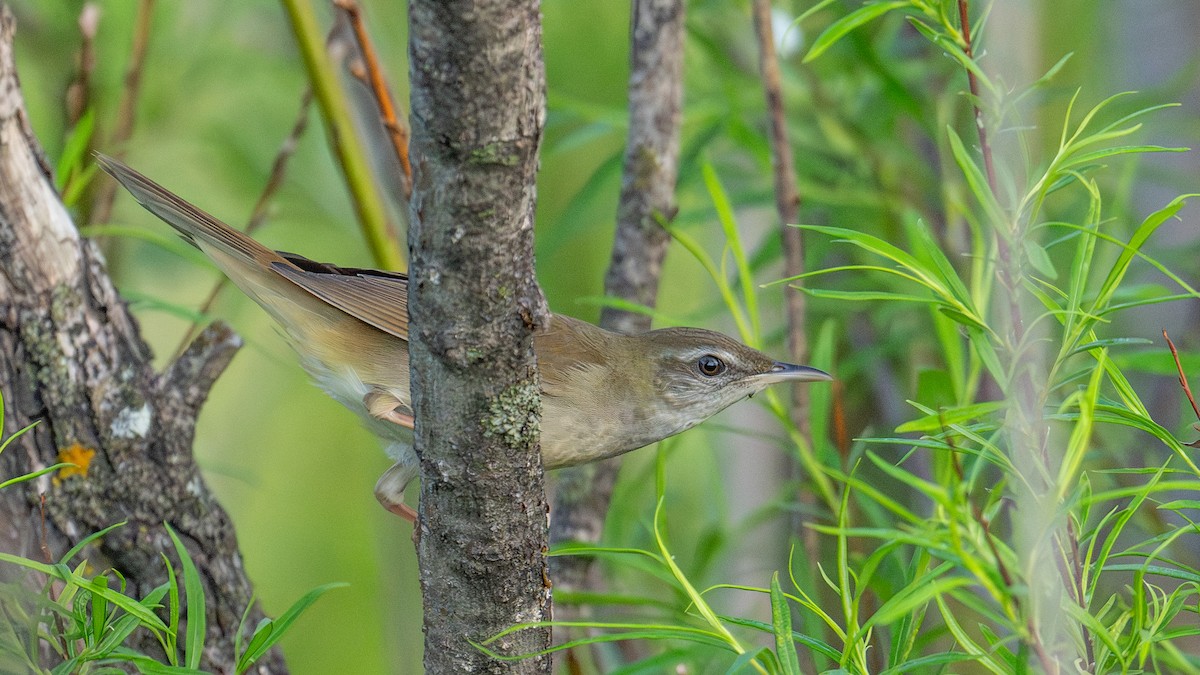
[332,0,412,199]
[88,0,154,227]
[956,0,997,194]
[279,0,404,270]
[1164,328,1200,422]
[549,0,684,572]
[64,3,99,128]
[750,1,823,670]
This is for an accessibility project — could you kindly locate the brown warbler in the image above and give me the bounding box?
[96,155,831,521]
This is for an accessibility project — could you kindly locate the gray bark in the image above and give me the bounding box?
[0,7,284,674]
[407,0,552,673]
[548,0,684,631]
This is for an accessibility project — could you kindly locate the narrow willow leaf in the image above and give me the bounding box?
[1093,195,1195,314]
[165,524,205,670]
[1056,350,1104,501]
[236,582,346,672]
[1023,238,1057,280]
[770,573,801,675]
[896,401,1005,433]
[702,162,759,338]
[1157,500,1200,512]
[56,110,96,191]
[0,462,70,490]
[60,522,127,567]
[945,128,1007,229]
[1069,337,1153,356]
[799,288,936,304]
[804,1,910,62]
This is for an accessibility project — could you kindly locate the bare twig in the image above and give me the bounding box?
[88,0,154,227]
[1163,329,1200,422]
[332,0,412,199]
[65,3,99,127]
[751,0,811,434]
[171,89,314,361]
[956,0,996,193]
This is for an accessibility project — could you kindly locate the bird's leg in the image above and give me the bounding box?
[375,463,418,523]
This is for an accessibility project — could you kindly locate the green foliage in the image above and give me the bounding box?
[531,1,1200,672]
[0,391,344,674]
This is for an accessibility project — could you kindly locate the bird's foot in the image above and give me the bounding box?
[375,460,418,524]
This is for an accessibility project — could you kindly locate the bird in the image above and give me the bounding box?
[95,154,832,521]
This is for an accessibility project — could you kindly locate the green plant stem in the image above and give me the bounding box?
[957,2,1089,670]
[279,0,405,270]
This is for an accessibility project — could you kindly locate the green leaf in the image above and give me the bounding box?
[165,524,205,670]
[0,552,170,633]
[91,574,110,647]
[770,572,801,675]
[60,521,127,566]
[1158,500,1200,512]
[1102,564,1200,585]
[1023,238,1057,279]
[0,462,70,490]
[55,110,96,192]
[235,582,346,673]
[1092,195,1196,315]
[0,419,41,459]
[702,162,759,339]
[729,648,777,674]
[804,1,910,63]
[945,127,1007,230]
[719,615,842,662]
[895,401,1005,433]
[1068,337,1153,356]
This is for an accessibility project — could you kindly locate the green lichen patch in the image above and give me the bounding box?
[482,381,541,450]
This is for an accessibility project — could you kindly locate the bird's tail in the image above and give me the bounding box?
[94,153,284,269]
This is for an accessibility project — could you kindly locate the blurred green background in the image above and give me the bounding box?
[8,1,1199,672]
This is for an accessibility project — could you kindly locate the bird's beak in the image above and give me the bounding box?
[758,362,833,384]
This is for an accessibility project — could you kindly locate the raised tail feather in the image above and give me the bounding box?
[94,153,282,267]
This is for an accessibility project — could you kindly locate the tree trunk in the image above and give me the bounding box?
[407,0,552,673]
[0,7,284,673]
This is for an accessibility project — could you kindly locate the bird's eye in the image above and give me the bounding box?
[697,355,725,377]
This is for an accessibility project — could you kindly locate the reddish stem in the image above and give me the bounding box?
[1164,329,1200,421]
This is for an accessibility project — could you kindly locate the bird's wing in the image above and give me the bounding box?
[272,253,409,341]
[536,314,612,397]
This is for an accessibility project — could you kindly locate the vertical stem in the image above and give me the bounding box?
[279,0,404,270]
[88,0,154,228]
[750,0,824,670]
[332,0,413,199]
[958,2,1082,669]
[956,0,997,195]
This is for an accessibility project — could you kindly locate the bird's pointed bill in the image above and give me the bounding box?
[758,362,833,384]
